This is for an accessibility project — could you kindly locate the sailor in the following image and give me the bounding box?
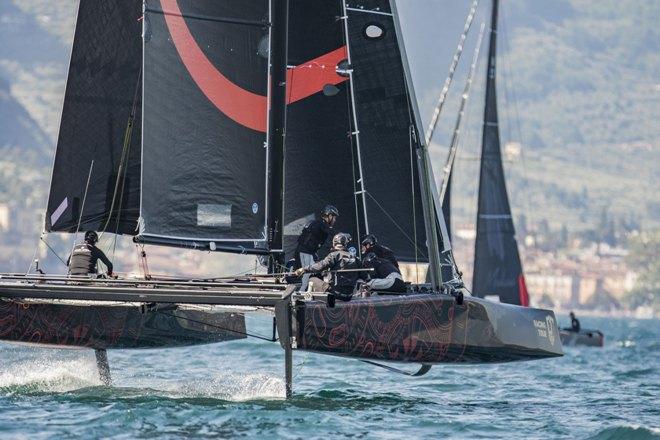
[294,233,362,300]
[295,205,339,291]
[568,311,581,332]
[362,252,406,294]
[360,234,399,269]
[67,231,114,277]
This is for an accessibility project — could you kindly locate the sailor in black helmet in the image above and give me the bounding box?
[295,205,339,291]
[67,231,114,277]
[294,232,362,300]
[361,234,399,269]
[362,252,406,294]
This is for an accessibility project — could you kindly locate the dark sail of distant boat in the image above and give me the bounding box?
[472,0,529,306]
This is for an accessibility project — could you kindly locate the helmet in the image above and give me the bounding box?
[321,205,339,217]
[332,232,351,249]
[85,231,98,244]
[361,234,377,247]
[362,252,378,268]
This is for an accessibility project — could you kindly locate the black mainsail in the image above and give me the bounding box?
[138,0,271,253]
[45,0,142,235]
[472,0,529,306]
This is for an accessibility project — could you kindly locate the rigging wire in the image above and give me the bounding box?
[99,68,142,237]
[439,23,486,205]
[156,310,277,343]
[500,6,534,231]
[40,235,68,267]
[365,192,427,258]
[67,160,95,276]
[424,0,480,146]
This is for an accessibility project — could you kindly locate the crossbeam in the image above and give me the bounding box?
[0,281,295,307]
[0,273,288,290]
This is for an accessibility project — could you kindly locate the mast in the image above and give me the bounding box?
[266,0,289,271]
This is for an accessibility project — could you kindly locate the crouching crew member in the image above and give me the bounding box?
[362,252,406,293]
[361,234,399,269]
[295,233,362,301]
[67,231,114,277]
[295,205,339,291]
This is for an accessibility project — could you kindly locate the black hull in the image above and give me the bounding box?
[0,299,246,350]
[560,329,604,347]
[296,293,563,363]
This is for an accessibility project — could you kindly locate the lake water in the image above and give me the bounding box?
[0,315,657,439]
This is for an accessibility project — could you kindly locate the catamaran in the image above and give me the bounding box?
[0,0,562,397]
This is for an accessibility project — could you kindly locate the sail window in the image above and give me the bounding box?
[197,204,232,228]
[323,84,339,96]
[364,23,385,40]
[257,34,269,58]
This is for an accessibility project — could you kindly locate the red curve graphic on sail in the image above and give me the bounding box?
[160,0,348,133]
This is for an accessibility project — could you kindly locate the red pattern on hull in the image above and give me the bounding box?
[0,300,245,349]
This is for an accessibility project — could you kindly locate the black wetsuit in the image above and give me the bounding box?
[367,244,399,269]
[295,218,334,263]
[67,243,113,276]
[571,317,581,332]
[364,256,406,293]
[305,248,361,299]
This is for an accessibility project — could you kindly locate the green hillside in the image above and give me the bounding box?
[400,0,659,231]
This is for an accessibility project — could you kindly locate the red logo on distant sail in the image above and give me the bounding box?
[160,0,348,133]
[518,274,529,307]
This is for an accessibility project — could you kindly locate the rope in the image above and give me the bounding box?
[365,192,427,258]
[500,7,533,230]
[424,0,479,146]
[41,236,68,267]
[99,68,142,259]
[156,310,278,342]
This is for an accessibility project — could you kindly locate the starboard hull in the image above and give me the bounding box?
[559,329,604,347]
[0,299,246,350]
[295,293,563,363]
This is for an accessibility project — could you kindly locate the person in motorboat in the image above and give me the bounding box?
[294,232,363,301]
[566,311,581,332]
[361,252,406,295]
[67,231,114,277]
[295,205,339,291]
[360,234,399,269]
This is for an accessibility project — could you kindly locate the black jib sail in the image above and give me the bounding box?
[283,0,363,260]
[342,0,431,263]
[138,0,271,252]
[284,0,442,266]
[45,0,142,235]
[472,0,529,306]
